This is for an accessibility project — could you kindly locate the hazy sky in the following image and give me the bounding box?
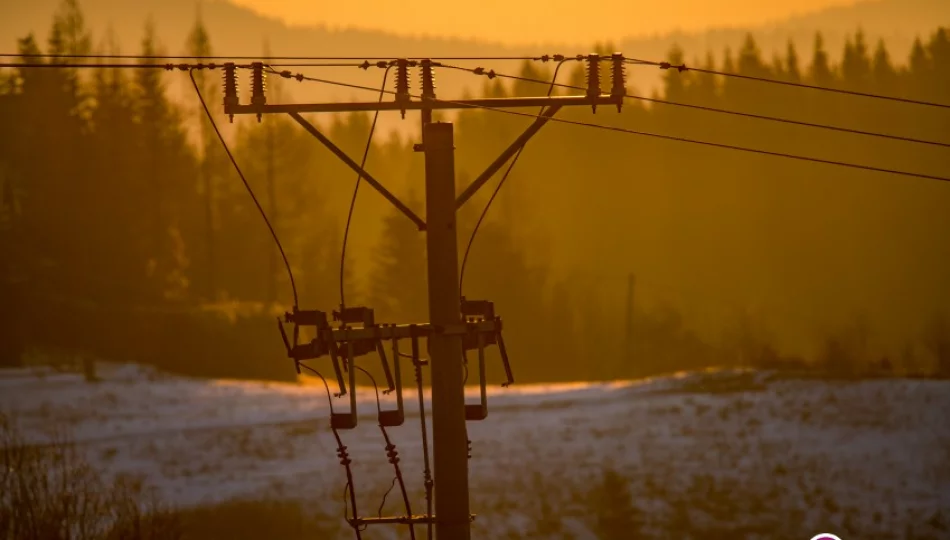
[230,0,860,45]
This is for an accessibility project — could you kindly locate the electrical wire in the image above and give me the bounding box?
[1,52,550,61]
[297,362,362,540]
[0,62,182,69]
[626,57,950,110]
[457,60,568,387]
[278,70,950,184]
[408,333,434,540]
[447,64,950,149]
[339,66,391,310]
[189,69,299,306]
[458,59,569,300]
[352,364,417,540]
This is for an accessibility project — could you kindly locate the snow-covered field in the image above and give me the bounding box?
[2,364,949,538]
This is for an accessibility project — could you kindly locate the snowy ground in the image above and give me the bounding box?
[2,363,949,539]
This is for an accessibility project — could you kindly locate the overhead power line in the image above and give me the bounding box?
[0,52,550,61]
[626,57,950,110]
[274,70,950,184]
[188,68,300,307]
[444,64,950,149]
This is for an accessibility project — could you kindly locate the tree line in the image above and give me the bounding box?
[1,0,948,381]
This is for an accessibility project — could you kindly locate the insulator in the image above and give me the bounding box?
[222,62,238,123]
[586,53,601,113]
[420,59,436,99]
[251,61,266,123]
[395,59,410,120]
[610,52,626,112]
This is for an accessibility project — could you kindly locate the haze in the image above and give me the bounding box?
[230,0,861,45]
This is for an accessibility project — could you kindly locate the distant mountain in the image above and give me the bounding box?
[3,0,948,132]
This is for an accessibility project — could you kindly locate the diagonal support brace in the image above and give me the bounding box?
[288,111,427,231]
[455,104,562,209]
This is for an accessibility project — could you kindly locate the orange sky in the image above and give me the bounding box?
[230,0,860,45]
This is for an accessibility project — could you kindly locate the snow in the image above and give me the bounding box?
[2,364,948,538]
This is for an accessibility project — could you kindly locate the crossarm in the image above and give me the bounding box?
[455,105,562,209]
[288,112,427,231]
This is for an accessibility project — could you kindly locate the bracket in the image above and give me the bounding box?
[278,307,346,396]
[456,105,562,209]
[460,298,513,422]
[287,112,427,231]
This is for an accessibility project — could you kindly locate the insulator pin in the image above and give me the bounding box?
[586,53,601,113]
[251,61,266,123]
[395,59,411,120]
[223,62,238,123]
[610,52,626,112]
[420,59,436,100]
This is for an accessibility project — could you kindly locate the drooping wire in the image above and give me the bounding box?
[409,333,434,540]
[352,364,416,540]
[188,69,299,307]
[273,70,950,183]
[297,362,362,540]
[446,64,950,149]
[340,66,392,309]
[458,59,570,300]
[626,57,950,110]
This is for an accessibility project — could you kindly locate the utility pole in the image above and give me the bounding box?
[265,104,277,305]
[423,122,470,537]
[227,53,628,539]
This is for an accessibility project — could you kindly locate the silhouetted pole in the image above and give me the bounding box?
[266,113,277,305]
[624,272,635,367]
[202,132,216,301]
[423,122,470,540]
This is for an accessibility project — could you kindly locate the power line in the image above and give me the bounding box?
[626,57,950,110]
[445,64,950,149]
[337,66,391,310]
[0,52,550,61]
[458,59,569,301]
[188,69,300,307]
[277,71,950,184]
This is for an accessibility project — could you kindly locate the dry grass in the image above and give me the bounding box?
[0,412,181,540]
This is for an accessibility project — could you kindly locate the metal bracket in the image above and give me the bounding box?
[287,112,427,231]
[460,298,513,422]
[278,307,346,396]
[455,105,562,209]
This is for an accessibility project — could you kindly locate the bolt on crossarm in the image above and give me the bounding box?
[224,53,627,540]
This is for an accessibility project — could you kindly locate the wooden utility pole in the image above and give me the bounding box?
[423,122,470,539]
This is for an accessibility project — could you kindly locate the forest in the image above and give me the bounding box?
[1,0,948,383]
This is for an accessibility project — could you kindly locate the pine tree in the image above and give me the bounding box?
[186,8,220,302]
[841,30,871,90]
[809,32,835,87]
[871,39,897,95]
[785,40,802,83]
[368,189,427,323]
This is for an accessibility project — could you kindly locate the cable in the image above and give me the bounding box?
[353,364,416,540]
[458,60,569,299]
[1,52,550,61]
[627,57,950,110]
[279,70,950,184]
[449,64,950,149]
[408,333,434,540]
[339,66,391,310]
[472,104,950,183]
[297,363,362,540]
[189,69,299,306]
[0,62,191,69]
